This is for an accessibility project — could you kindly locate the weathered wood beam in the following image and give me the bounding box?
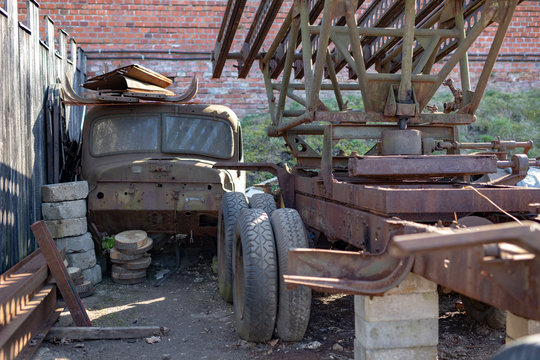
[46,326,164,340]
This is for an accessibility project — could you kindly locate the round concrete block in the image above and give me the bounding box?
[42,200,87,221]
[55,232,94,253]
[82,264,102,285]
[42,181,89,203]
[66,249,97,270]
[45,217,87,239]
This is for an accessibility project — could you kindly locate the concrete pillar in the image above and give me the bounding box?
[506,312,540,343]
[354,273,439,360]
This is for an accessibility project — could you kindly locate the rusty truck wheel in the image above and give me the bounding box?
[270,208,312,342]
[233,208,278,342]
[218,192,248,303]
[249,193,277,216]
[491,334,540,360]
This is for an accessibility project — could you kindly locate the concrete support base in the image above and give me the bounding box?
[506,312,540,343]
[354,273,439,360]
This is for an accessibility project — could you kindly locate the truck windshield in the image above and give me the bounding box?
[91,114,234,159]
[162,115,233,158]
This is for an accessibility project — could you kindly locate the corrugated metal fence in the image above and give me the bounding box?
[0,0,87,272]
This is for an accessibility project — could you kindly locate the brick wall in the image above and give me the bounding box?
[16,0,540,117]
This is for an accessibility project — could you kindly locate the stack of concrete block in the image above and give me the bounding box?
[354,273,439,360]
[506,312,540,343]
[42,181,102,286]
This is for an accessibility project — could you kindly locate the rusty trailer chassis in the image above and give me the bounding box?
[212,0,540,321]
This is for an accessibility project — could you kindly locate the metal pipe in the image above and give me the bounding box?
[267,111,314,136]
[309,0,335,110]
[344,0,372,111]
[299,0,314,107]
[398,0,416,104]
[309,25,460,38]
[326,51,344,110]
[276,18,300,125]
[455,0,471,97]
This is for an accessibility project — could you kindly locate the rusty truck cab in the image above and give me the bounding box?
[81,103,245,247]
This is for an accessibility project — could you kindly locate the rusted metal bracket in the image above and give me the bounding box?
[390,221,540,320]
[390,221,540,257]
[283,248,414,295]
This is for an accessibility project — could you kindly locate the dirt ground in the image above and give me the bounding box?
[33,252,505,360]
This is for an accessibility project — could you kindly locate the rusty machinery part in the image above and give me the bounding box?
[390,221,540,320]
[457,216,505,330]
[211,0,540,322]
[213,0,524,129]
[270,208,312,342]
[249,193,278,216]
[284,248,414,295]
[233,208,278,342]
[217,192,249,303]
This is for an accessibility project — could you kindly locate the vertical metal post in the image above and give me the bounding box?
[344,0,372,111]
[321,125,333,194]
[398,0,416,104]
[276,18,300,124]
[309,0,335,110]
[299,0,314,108]
[455,0,471,101]
[262,64,278,126]
[326,51,345,110]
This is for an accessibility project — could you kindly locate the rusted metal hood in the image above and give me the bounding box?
[86,157,224,189]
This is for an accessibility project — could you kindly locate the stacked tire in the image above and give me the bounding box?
[217,192,311,342]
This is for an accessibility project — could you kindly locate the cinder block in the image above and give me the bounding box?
[42,200,87,220]
[45,217,87,239]
[506,312,540,342]
[354,339,437,360]
[82,264,102,285]
[385,273,437,295]
[355,317,438,349]
[42,181,88,202]
[355,292,438,322]
[55,232,94,253]
[66,249,97,270]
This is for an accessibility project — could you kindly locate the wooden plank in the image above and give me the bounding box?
[0,285,56,360]
[31,221,92,327]
[0,254,48,327]
[17,306,64,360]
[46,326,163,340]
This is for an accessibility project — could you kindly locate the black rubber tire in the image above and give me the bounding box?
[462,296,506,330]
[249,193,277,216]
[217,192,248,303]
[491,334,540,360]
[233,208,278,342]
[270,208,312,342]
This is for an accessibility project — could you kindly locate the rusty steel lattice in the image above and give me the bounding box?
[212,0,540,321]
